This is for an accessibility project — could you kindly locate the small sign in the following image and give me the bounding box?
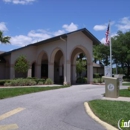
[107,83,114,91]
[104,66,111,77]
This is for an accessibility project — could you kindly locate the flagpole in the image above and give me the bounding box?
[109,21,112,77]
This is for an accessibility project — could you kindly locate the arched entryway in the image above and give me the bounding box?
[36,51,48,79]
[54,50,64,84]
[71,45,92,84]
[50,48,64,84]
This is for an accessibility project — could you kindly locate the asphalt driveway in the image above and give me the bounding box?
[0,85,106,130]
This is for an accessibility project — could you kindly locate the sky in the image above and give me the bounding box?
[0,0,130,52]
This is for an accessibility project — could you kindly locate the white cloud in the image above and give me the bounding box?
[3,0,36,4]
[116,17,130,31]
[100,38,106,43]
[100,33,117,44]
[0,22,8,31]
[10,30,51,46]
[62,22,78,32]
[10,35,32,46]
[93,21,115,31]
[5,22,78,47]
[93,25,107,31]
[28,30,51,39]
[54,30,65,36]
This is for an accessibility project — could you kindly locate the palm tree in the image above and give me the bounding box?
[0,31,10,44]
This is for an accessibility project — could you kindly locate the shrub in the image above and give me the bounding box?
[4,78,37,86]
[93,79,98,83]
[97,78,101,83]
[0,80,11,85]
[76,77,87,84]
[34,79,45,84]
[37,81,43,85]
[45,78,53,85]
[26,77,36,79]
[93,73,100,78]
[15,78,26,86]
[128,87,130,91]
[10,80,18,86]
[14,56,29,74]
[4,82,11,86]
[28,80,37,86]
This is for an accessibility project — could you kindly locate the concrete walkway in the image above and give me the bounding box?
[0,84,61,88]
[102,96,130,102]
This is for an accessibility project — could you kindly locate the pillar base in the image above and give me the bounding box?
[87,81,93,84]
[63,81,71,86]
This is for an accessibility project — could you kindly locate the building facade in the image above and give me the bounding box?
[0,28,100,85]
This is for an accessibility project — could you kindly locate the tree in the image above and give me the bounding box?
[76,60,86,77]
[112,31,130,77]
[0,31,10,44]
[93,44,110,66]
[76,53,86,78]
[14,56,29,77]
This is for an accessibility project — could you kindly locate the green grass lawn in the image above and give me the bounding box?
[123,82,130,86]
[89,100,130,130]
[119,89,130,97]
[0,86,69,99]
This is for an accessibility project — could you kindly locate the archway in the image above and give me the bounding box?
[54,50,64,84]
[37,51,48,79]
[71,45,92,84]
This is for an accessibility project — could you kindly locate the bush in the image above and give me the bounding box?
[34,79,45,84]
[93,73,100,78]
[4,82,11,86]
[10,80,19,86]
[93,79,97,83]
[97,78,101,83]
[4,78,37,86]
[28,80,36,86]
[0,80,11,86]
[45,78,53,85]
[128,87,130,91]
[37,81,43,85]
[76,77,87,84]
[26,77,36,79]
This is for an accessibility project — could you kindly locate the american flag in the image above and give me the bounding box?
[105,23,110,45]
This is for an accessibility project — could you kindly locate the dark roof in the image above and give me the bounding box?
[93,62,104,67]
[0,28,101,56]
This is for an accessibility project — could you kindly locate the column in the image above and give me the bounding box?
[71,64,76,84]
[66,60,71,85]
[35,63,41,78]
[87,62,93,84]
[48,62,54,82]
[63,60,67,85]
[27,65,32,77]
[10,64,15,79]
[64,60,71,85]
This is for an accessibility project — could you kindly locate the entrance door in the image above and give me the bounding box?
[41,64,48,79]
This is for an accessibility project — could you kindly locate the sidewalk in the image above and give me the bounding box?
[0,84,62,88]
[102,96,130,102]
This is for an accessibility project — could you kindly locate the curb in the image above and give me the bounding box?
[84,102,118,130]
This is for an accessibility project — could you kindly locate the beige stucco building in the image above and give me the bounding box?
[0,28,100,85]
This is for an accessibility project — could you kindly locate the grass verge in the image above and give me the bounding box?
[89,100,130,130]
[0,86,69,99]
[119,89,130,97]
[123,82,130,86]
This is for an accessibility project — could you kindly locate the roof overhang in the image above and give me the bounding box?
[0,28,100,56]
